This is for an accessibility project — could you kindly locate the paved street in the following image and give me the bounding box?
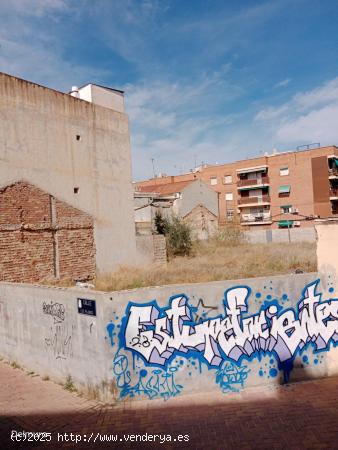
[1,361,338,449]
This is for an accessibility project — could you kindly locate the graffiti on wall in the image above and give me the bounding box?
[108,279,337,400]
[43,301,73,360]
[113,350,183,400]
[42,301,65,324]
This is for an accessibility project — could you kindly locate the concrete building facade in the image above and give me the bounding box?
[136,145,338,230]
[135,179,219,240]
[0,73,137,274]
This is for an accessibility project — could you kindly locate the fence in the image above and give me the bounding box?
[244,227,316,244]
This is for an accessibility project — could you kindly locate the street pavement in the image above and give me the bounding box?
[1,361,338,449]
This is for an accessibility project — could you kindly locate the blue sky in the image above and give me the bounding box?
[1,0,338,180]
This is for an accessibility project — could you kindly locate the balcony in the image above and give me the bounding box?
[238,195,271,207]
[329,167,338,178]
[241,213,272,225]
[237,176,270,189]
[330,188,338,199]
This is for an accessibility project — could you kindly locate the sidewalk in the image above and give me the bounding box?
[1,360,338,449]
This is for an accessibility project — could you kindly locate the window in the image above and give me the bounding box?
[278,185,291,195]
[280,167,289,176]
[74,187,79,194]
[76,134,81,141]
[210,176,217,186]
[223,175,232,184]
[281,205,292,214]
[226,209,234,221]
[225,193,233,201]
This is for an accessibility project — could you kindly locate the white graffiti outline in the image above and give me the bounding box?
[122,280,338,368]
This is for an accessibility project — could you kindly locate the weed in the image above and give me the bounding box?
[64,375,76,392]
[10,361,21,369]
[94,242,316,291]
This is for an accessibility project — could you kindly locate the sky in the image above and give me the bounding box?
[1,0,338,180]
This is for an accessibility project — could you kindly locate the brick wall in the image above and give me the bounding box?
[152,234,167,265]
[0,181,95,283]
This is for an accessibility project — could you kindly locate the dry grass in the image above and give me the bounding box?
[94,241,317,292]
[39,277,74,288]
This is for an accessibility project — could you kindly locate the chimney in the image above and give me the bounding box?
[70,86,79,98]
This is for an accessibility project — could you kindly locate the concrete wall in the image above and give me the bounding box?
[316,220,338,375]
[135,234,167,265]
[316,221,338,281]
[174,179,219,218]
[183,205,218,240]
[0,73,137,273]
[244,227,316,244]
[0,270,336,403]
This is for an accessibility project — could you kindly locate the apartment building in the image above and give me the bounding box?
[136,145,338,230]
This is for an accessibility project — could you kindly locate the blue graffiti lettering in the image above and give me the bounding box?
[112,350,183,400]
[216,361,250,393]
[121,280,338,370]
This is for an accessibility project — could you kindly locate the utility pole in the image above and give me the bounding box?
[287,221,291,243]
[151,158,156,178]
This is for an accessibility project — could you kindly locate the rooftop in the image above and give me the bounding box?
[137,180,193,196]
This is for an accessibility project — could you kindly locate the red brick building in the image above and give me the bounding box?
[136,145,338,230]
[0,181,95,283]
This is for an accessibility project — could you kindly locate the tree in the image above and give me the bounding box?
[166,215,192,257]
[154,210,168,235]
[154,211,192,256]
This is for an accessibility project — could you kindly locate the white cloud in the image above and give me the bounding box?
[293,77,338,109]
[255,76,338,147]
[1,0,69,17]
[254,104,289,121]
[277,104,338,143]
[0,0,106,90]
[124,73,245,178]
[274,78,291,88]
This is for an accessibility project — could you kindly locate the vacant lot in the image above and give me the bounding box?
[95,241,317,292]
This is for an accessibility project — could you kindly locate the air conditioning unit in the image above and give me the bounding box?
[290,207,299,214]
[294,221,301,227]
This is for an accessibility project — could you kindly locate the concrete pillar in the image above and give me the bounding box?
[315,220,338,278]
[315,219,338,376]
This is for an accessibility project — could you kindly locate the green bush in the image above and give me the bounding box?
[155,211,192,256]
[165,215,192,257]
[154,210,169,235]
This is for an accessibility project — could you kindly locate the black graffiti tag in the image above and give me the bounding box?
[42,301,65,324]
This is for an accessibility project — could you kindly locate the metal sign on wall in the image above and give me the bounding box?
[77,298,96,316]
